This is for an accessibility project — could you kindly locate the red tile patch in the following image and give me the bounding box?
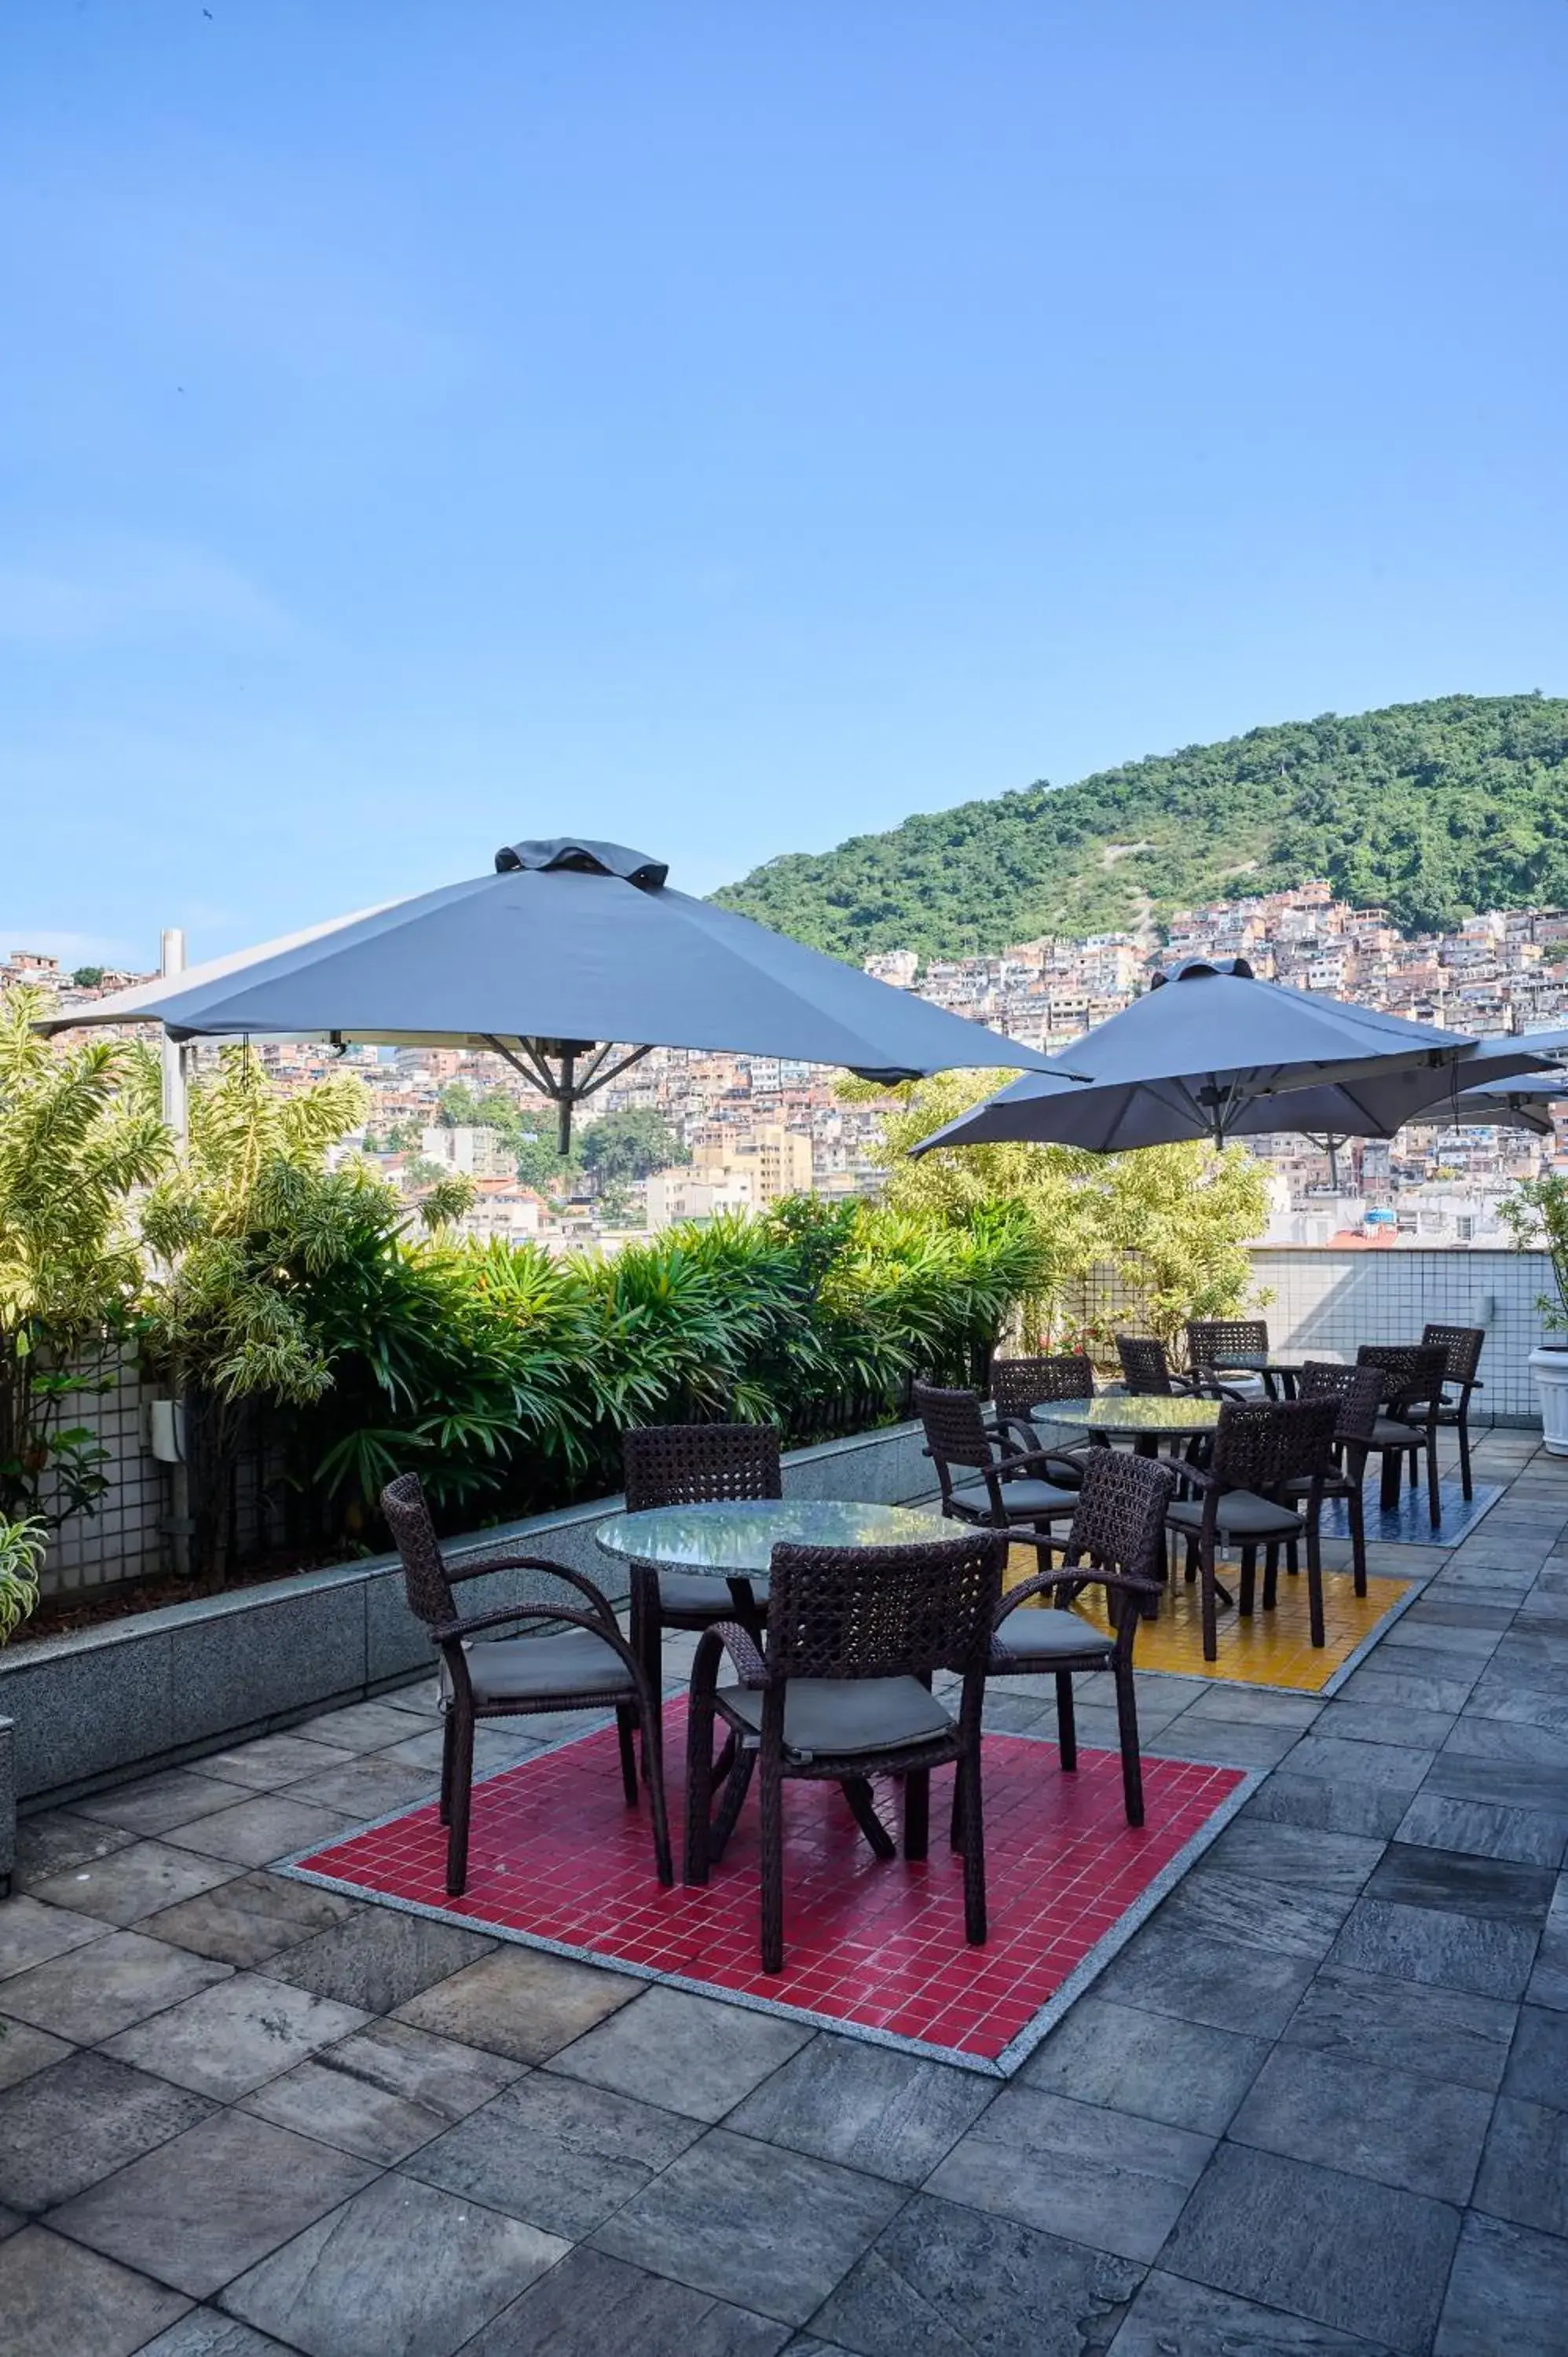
[288,1707,1247,2073]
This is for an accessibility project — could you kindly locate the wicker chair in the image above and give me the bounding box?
[1355,1344,1450,1527]
[621,1423,782,1706]
[988,1448,1179,1827]
[1287,1362,1385,1596]
[915,1381,1081,1537]
[1164,1397,1339,1659]
[1187,1318,1270,1399]
[988,1354,1097,1483]
[684,1528,1005,1973]
[1116,1335,1196,1396]
[1422,1324,1486,1499]
[382,1472,671,1897]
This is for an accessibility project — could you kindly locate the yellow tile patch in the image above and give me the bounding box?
[1004,1545,1410,1693]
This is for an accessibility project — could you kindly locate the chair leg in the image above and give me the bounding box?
[1426,1428,1442,1529]
[903,1769,930,1860]
[1306,1517,1326,1649]
[1056,1670,1078,1770]
[711,1747,756,1864]
[638,1695,673,1886]
[438,1710,456,1827]
[959,1746,987,1946]
[1379,1448,1400,1511]
[683,1692,716,1886]
[1200,1535,1219,1662]
[631,1574,664,1783]
[760,1758,786,1974]
[445,1706,475,1898]
[1112,1660,1145,1827]
[615,1705,639,1807]
[1349,1483,1368,1597]
[1238,1546,1256,1617]
[1262,1545,1280,1612]
[1285,1535,1299,1576]
[1457,1409,1474,1501]
[841,1776,897,1861]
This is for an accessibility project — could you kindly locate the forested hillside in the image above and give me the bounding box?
[714,695,1568,958]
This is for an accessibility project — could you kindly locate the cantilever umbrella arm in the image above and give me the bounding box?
[483,1036,656,1153]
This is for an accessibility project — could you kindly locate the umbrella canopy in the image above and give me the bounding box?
[1407,1071,1568,1138]
[910,957,1552,1157]
[44,837,1064,1147]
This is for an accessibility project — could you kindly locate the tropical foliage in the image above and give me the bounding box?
[1502,1174,1568,1332]
[0,1514,47,1643]
[715,694,1568,954]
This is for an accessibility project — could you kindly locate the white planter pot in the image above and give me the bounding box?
[1529,1347,1568,1453]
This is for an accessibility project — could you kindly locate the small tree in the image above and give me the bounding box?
[580,1108,688,1185]
[1502,1175,1568,1332]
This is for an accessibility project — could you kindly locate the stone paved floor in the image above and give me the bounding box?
[2,1428,1566,2355]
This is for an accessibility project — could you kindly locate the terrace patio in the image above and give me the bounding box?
[1,1420,1564,2356]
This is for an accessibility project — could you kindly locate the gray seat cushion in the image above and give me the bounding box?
[656,1571,768,1618]
[991,1608,1113,1662]
[1371,1418,1424,1448]
[1167,1489,1304,1540]
[950,1477,1079,1521]
[456,1629,635,1705]
[717,1675,954,1762]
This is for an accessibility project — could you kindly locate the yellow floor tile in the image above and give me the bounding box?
[1004,1546,1410,1693]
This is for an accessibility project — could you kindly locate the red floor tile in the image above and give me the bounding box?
[289,1706,1247,2070]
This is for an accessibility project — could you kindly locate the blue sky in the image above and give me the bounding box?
[4,2,1566,969]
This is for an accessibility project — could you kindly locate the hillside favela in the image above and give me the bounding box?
[8,14,1568,2357]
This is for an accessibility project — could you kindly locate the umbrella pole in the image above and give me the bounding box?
[559,1052,575,1157]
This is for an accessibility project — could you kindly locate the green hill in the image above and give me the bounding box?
[713,694,1568,959]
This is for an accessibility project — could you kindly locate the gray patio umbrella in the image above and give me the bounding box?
[1405,1072,1568,1137]
[46,837,1066,1149]
[910,957,1552,1157]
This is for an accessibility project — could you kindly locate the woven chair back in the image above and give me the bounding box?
[1421,1323,1486,1386]
[1187,1318,1269,1376]
[382,1473,457,1631]
[914,1382,996,1475]
[1116,1335,1175,1395]
[991,1355,1096,1417]
[1064,1448,1178,1579]
[1356,1343,1449,1410]
[1211,1396,1340,1491]
[764,1530,1005,1683]
[1296,1361,1385,1443]
[622,1423,782,1511]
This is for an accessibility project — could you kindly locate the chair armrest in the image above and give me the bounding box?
[996,1566,1161,1622]
[432,1600,617,1645]
[441,1552,619,1633]
[992,1442,1080,1480]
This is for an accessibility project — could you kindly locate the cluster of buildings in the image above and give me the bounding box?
[9,876,1568,1251]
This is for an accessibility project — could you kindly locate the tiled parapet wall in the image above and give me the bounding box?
[1248,1247,1552,1424]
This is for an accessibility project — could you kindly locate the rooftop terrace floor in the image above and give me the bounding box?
[2,1425,1565,2355]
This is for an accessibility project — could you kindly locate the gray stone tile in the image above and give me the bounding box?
[1473,2096,1568,2238]
[317,2015,523,2117]
[164,1794,361,1869]
[548,1981,813,2121]
[265,1906,494,2013]
[1366,1842,1555,1924]
[48,2108,377,2298]
[1151,1867,1354,1961]
[1339,1665,1478,1715]
[1283,1736,1435,1798]
[1423,1748,1568,1816]
[1394,1791,1568,1869]
[726,2034,993,2182]
[1503,2002,1568,2106]
[278,1753,439,1820]
[1160,2142,1460,2353]
[1284,1964,1517,2093]
[0,2223,189,2357]
[1443,1715,1568,1767]
[101,1970,368,2100]
[223,2169,566,2357]
[1178,1685,1324,1731]
[1328,1897,1541,2000]
[811,2191,1141,2357]
[194,1732,357,1792]
[1435,2209,1568,2356]
[1312,1701,1460,1751]
[382,1723,540,1779]
[135,2312,297,2356]
[141,1868,363,1967]
[927,2083,1211,2264]
[11,1807,135,1890]
[1018,1995,1268,2134]
[29,1839,240,1928]
[0,1929,231,2041]
[1145,1719,1302,1769]
[1096,1922,1315,2037]
[463,2242,790,2357]
[0,2049,214,2212]
[0,1893,107,1979]
[1242,1772,1410,1842]
[0,2017,72,2092]
[1109,2271,1401,2355]
[1229,2043,1492,2203]
[1200,1818,1385,1899]
[302,1698,434,1752]
[74,1768,244,1838]
[592,2127,903,2327]
[243,2017,520,2161]
[408,2070,702,2237]
[395,1944,636,2063]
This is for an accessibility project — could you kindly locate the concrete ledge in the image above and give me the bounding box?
[0,1420,929,1811]
[0,1719,13,1896]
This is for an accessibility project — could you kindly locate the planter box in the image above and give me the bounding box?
[0,1420,934,1813]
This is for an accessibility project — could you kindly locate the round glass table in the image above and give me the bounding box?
[1205,1347,1345,1399]
[595,1497,954,1589]
[1031,1394,1223,1453]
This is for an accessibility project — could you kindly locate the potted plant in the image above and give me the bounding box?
[1504,1175,1568,1452]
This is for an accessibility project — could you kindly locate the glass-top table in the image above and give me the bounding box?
[595,1497,954,1577]
[1031,1395,1224,1451]
[1203,1347,1345,1398]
